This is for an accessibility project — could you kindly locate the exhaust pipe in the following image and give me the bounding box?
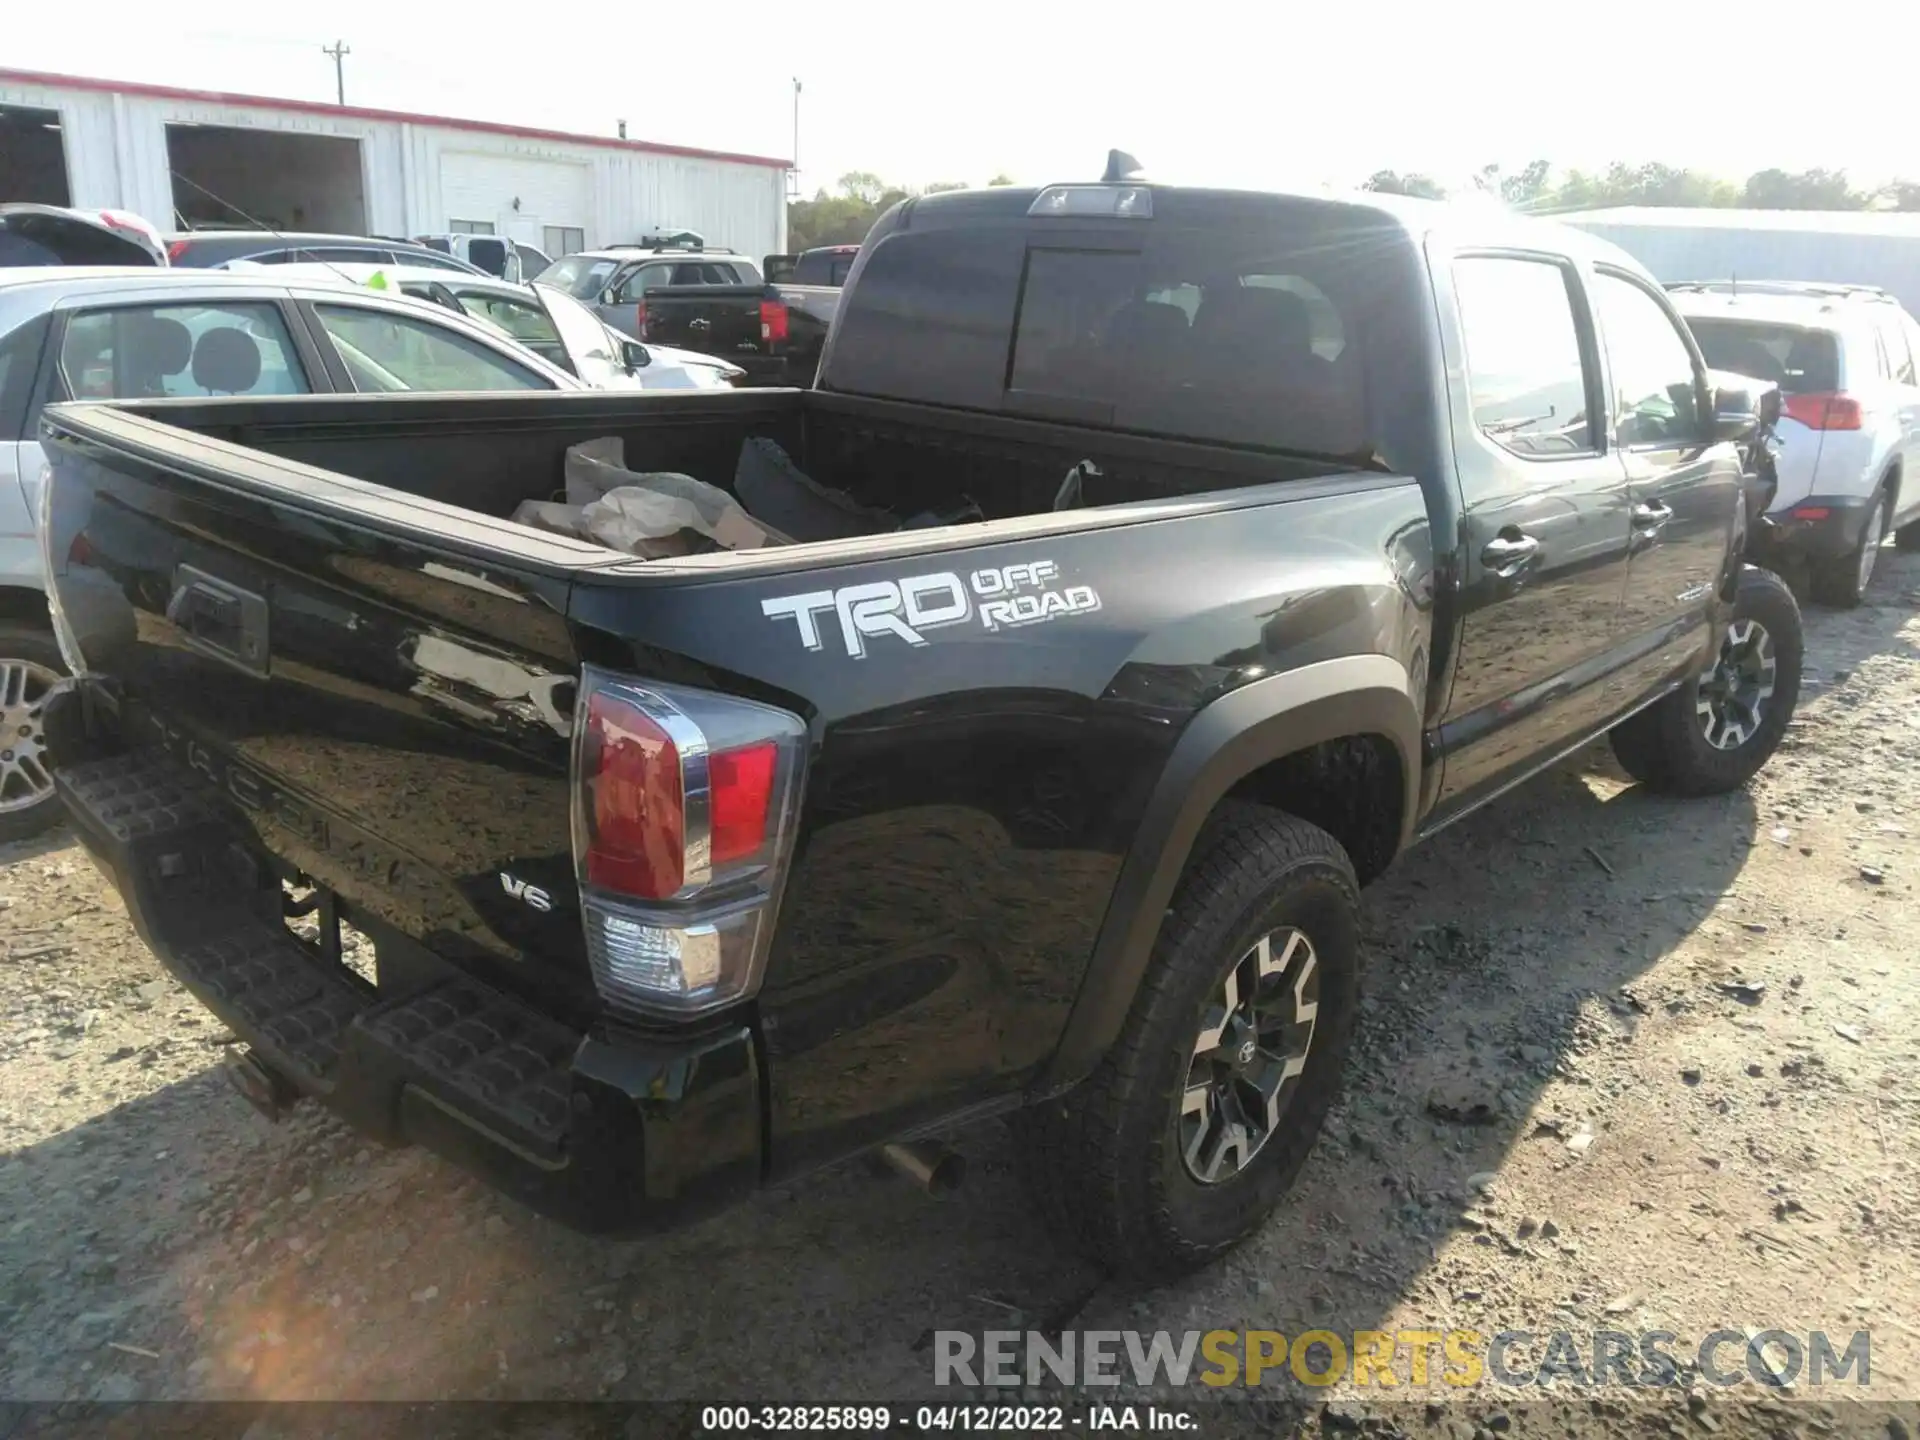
[880,1140,966,1197]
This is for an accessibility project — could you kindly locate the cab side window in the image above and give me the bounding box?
[1592,272,1703,447]
[1453,256,1597,457]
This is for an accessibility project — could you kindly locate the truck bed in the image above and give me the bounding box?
[40,386,1429,1200]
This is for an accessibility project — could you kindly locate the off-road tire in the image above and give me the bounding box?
[1010,804,1361,1281]
[1809,489,1889,608]
[1609,567,1802,797]
[0,623,66,844]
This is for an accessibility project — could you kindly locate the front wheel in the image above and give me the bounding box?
[1010,804,1361,1280]
[1609,567,1802,797]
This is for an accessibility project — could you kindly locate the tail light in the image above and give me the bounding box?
[1781,392,1862,431]
[760,298,790,345]
[572,668,807,1017]
[166,239,190,263]
[634,301,649,339]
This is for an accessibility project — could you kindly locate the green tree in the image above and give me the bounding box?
[1500,159,1553,208]
[1547,162,1737,211]
[987,173,1015,186]
[787,175,981,252]
[1882,181,1920,212]
[836,171,889,206]
[1741,167,1867,210]
[1363,169,1446,199]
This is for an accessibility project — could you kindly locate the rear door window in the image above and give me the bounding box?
[58,302,310,399]
[1452,256,1596,457]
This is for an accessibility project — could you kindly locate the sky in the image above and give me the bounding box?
[13,2,1920,197]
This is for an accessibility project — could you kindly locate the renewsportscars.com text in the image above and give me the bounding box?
[934,1328,1873,1390]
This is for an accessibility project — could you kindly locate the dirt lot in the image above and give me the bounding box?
[3,556,1918,1438]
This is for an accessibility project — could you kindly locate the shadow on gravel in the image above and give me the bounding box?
[0,821,75,868]
[0,737,1765,1408]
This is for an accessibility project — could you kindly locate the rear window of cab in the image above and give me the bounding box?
[822,198,1426,458]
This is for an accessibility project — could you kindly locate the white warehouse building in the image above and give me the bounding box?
[0,68,790,262]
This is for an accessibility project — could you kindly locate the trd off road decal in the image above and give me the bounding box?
[762,560,1102,659]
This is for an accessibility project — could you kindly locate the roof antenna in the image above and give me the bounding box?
[1103,149,1145,183]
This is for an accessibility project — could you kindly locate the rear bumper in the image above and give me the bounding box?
[50,700,764,1236]
[727,353,799,385]
[1754,493,1878,564]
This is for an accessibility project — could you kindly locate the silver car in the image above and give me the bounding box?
[0,264,733,840]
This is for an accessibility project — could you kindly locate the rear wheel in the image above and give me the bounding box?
[1609,567,1802,797]
[0,625,65,844]
[1010,804,1361,1280]
[1810,489,1889,607]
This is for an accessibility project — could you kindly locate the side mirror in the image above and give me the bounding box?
[621,339,650,371]
[1712,406,1762,443]
[1705,375,1776,444]
[600,288,620,307]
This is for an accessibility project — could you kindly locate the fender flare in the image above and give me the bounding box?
[1039,654,1423,1091]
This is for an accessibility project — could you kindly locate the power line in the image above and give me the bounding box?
[322,40,350,106]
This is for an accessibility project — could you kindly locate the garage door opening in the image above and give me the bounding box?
[0,105,72,205]
[166,124,366,233]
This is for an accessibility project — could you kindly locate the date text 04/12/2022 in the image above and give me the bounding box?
[762,559,1103,660]
[698,1405,1196,1432]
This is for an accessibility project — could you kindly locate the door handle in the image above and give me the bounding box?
[1481,532,1540,576]
[1631,501,1674,530]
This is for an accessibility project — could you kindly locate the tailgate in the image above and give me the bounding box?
[40,403,613,1018]
[644,284,767,359]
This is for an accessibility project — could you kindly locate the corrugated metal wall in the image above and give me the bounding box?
[0,75,787,260]
[1569,220,1920,318]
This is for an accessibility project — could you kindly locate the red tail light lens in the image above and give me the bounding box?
[571,670,809,1017]
[1781,392,1863,431]
[635,301,649,339]
[166,240,190,262]
[760,298,790,345]
[581,690,684,899]
[710,742,777,863]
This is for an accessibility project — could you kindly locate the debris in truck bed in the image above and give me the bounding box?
[732,435,898,543]
[510,437,788,558]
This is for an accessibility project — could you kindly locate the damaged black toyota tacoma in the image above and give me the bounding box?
[37,171,1799,1279]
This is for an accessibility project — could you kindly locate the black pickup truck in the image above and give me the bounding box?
[38,177,1799,1279]
[641,245,845,387]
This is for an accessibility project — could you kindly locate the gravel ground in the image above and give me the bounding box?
[3,556,1919,1438]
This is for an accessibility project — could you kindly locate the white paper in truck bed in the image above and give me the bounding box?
[509,436,788,558]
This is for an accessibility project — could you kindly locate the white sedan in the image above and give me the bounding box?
[257,262,745,391]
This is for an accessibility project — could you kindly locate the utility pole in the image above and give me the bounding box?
[322,41,350,106]
[790,77,802,198]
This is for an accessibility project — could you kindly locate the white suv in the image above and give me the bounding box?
[1672,281,1920,606]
